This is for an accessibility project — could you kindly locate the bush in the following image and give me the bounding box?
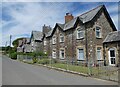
[32,57,38,63]
[10,52,17,60]
[38,59,50,65]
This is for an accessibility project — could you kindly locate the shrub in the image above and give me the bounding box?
[32,57,38,63]
[10,52,17,60]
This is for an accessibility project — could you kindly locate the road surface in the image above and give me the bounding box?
[2,55,118,85]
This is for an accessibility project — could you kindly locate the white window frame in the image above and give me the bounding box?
[52,50,56,58]
[59,49,65,59]
[96,26,102,38]
[77,29,84,39]
[96,47,102,60]
[77,48,84,60]
[108,48,116,66]
[52,35,56,44]
[59,34,64,42]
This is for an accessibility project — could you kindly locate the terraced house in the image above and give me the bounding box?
[44,5,118,66]
[17,5,119,66]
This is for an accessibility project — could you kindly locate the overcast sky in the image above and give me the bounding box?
[1,2,119,47]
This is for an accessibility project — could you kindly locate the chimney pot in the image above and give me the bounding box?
[65,13,74,23]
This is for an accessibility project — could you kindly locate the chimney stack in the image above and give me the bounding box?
[65,13,74,23]
[42,24,52,35]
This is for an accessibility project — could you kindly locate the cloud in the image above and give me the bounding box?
[2,2,74,46]
[1,2,119,47]
[2,0,120,2]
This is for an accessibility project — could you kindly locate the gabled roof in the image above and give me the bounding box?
[78,5,103,23]
[31,31,44,41]
[103,31,120,43]
[57,23,65,29]
[45,29,53,38]
[26,38,30,44]
[46,23,64,38]
[46,5,117,38]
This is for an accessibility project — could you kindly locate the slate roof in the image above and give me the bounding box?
[57,23,65,29]
[32,31,43,41]
[45,29,53,37]
[46,5,116,37]
[103,31,120,43]
[26,38,30,43]
[79,5,103,23]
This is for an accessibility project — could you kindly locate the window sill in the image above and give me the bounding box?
[96,37,102,39]
[77,59,85,61]
[59,41,64,43]
[97,59,104,61]
[76,38,84,40]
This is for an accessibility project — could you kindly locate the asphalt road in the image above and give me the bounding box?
[2,55,118,85]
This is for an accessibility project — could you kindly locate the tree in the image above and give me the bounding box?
[12,37,25,47]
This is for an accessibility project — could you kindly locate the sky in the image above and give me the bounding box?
[1,2,119,47]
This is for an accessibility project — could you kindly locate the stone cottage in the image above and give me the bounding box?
[17,38,32,53]
[103,31,120,66]
[30,31,44,52]
[44,5,117,66]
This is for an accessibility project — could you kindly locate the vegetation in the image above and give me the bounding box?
[12,37,25,47]
[9,52,17,60]
[38,59,50,65]
[47,63,101,75]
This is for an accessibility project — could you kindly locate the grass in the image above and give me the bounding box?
[47,63,102,75]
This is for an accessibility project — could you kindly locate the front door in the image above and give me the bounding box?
[108,48,116,66]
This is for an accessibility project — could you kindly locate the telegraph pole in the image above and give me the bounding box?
[5,41,7,53]
[10,35,12,47]
[9,35,12,57]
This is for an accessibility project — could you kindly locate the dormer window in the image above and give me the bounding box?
[59,34,64,42]
[96,26,102,38]
[77,29,84,39]
[52,35,56,44]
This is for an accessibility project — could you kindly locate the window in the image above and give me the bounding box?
[109,48,116,65]
[60,34,64,42]
[31,41,34,46]
[110,50,115,57]
[97,47,102,60]
[96,26,102,38]
[52,50,56,58]
[77,29,84,39]
[44,40,47,45]
[78,48,84,60]
[60,49,65,59]
[52,35,56,44]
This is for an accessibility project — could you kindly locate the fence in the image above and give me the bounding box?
[17,55,119,82]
